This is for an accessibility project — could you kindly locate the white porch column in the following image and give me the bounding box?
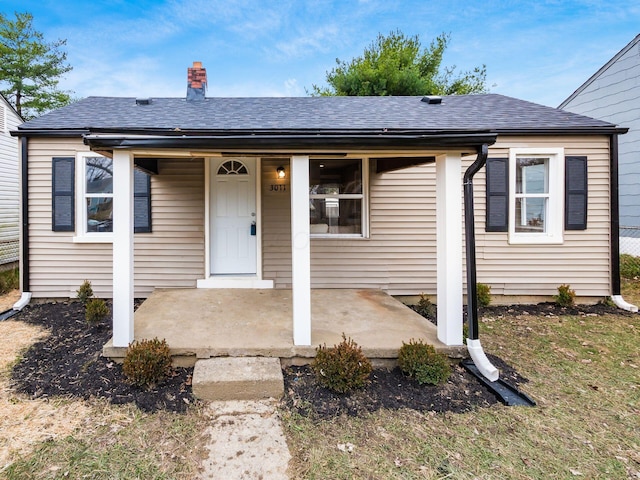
[112,150,135,347]
[290,155,311,346]
[436,152,463,345]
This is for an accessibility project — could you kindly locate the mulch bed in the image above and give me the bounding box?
[281,354,527,418]
[8,299,621,416]
[10,301,194,413]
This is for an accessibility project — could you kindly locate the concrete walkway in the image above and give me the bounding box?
[198,400,291,480]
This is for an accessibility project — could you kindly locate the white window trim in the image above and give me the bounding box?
[508,147,564,245]
[309,157,369,239]
[73,152,114,243]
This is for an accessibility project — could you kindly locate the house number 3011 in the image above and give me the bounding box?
[270,184,287,192]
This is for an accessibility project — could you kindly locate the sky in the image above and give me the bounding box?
[2,0,639,108]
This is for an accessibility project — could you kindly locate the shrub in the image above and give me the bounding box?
[620,254,640,279]
[554,284,576,307]
[122,338,172,388]
[414,293,435,318]
[0,268,19,295]
[476,283,492,307]
[85,298,110,325]
[599,296,616,308]
[397,339,451,385]
[76,280,94,305]
[311,334,372,394]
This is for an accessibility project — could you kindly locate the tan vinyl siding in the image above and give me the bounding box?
[28,133,612,301]
[262,159,293,286]
[262,135,612,298]
[474,136,611,297]
[27,138,204,298]
[262,157,438,295]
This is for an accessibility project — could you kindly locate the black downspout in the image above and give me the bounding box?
[610,134,621,296]
[463,143,488,341]
[20,136,30,292]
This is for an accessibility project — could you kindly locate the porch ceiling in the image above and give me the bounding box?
[103,289,464,364]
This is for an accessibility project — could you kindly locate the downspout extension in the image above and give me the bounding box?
[609,134,638,312]
[463,144,499,381]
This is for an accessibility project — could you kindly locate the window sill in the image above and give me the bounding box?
[508,234,563,245]
[310,234,368,240]
[73,235,113,244]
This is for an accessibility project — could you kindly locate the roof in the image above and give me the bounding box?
[1,94,23,122]
[559,33,640,109]
[17,93,619,136]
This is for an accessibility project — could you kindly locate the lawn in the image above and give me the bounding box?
[281,288,640,479]
[1,280,638,479]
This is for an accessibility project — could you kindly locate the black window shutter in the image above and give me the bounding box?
[565,156,588,230]
[52,157,75,232]
[485,158,509,232]
[134,169,152,233]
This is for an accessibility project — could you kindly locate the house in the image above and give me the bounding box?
[560,33,640,250]
[11,62,635,353]
[0,94,22,270]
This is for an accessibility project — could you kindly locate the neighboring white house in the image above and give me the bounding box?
[0,95,22,269]
[560,33,640,249]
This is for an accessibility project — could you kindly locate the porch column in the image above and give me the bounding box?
[290,155,311,346]
[436,152,463,345]
[112,150,135,347]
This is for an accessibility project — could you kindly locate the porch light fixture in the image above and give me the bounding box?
[277,166,286,178]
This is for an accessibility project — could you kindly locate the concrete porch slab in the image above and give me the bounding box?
[103,288,465,365]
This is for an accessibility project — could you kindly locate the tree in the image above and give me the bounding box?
[0,12,72,120]
[311,31,487,97]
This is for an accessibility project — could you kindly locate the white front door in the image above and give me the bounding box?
[211,158,257,275]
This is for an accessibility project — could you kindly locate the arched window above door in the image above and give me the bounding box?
[217,160,248,175]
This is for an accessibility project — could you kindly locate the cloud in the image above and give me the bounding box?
[271,24,342,60]
[63,52,184,98]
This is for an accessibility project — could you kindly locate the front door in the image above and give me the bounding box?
[210,158,257,275]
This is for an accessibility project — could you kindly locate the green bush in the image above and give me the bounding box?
[476,283,492,307]
[554,284,576,307]
[122,338,172,388]
[414,293,435,318]
[311,334,372,394]
[0,268,19,295]
[76,280,94,305]
[85,298,110,325]
[620,254,640,279]
[397,339,451,385]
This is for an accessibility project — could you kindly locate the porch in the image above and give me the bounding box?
[103,288,465,366]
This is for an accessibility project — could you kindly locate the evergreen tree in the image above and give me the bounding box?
[311,31,486,97]
[0,12,73,119]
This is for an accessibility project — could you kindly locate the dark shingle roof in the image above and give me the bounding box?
[18,94,617,134]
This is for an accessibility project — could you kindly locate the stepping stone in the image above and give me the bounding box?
[192,357,284,401]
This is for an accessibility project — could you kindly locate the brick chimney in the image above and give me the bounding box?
[187,61,207,101]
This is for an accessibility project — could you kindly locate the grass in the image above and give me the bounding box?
[282,285,640,479]
[0,268,19,296]
[3,401,209,479]
[620,254,640,280]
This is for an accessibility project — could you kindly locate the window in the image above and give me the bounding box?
[508,148,564,244]
[309,159,367,236]
[51,153,151,240]
[83,155,114,234]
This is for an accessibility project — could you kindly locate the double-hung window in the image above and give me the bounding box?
[309,158,367,237]
[508,148,564,244]
[50,153,151,241]
[82,154,114,235]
